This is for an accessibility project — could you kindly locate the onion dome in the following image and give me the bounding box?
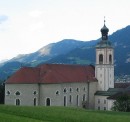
[101,24,109,34]
[100,19,109,40]
[96,19,113,48]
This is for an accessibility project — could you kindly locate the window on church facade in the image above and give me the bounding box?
[83,94,86,101]
[76,95,79,106]
[98,99,100,104]
[46,98,51,106]
[56,91,60,95]
[33,91,37,95]
[98,106,100,110]
[63,88,67,93]
[34,98,37,106]
[104,100,106,104]
[6,91,10,95]
[16,99,20,106]
[69,88,72,93]
[69,95,72,103]
[83,87,86,91]
[15,91,20,95]
[99,54,103,64]
[76,88,79,92]
[104,107,106,110]
[64,96,67,106]
[109,54,112,64]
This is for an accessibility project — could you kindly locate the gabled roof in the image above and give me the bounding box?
[6,67,40,84]
[6,64,97,84]
[94,88,123,97]
[107,90,130,100]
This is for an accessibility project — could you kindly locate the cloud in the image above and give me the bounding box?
[0,15,8,24]
[28,10,43,18]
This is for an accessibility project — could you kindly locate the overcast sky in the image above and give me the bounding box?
[0,0,130,61]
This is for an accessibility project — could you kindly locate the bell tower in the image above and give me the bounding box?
[95,20,114,91]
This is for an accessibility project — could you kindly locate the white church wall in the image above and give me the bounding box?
[89,82,98,109]
[40,82,90,107]
[5,82,97,108]
[95,96,108,110]
[5,84,39,106]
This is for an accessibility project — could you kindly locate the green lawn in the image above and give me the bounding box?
[0,105,130,122]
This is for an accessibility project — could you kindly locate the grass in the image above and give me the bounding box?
[0,105,130,122]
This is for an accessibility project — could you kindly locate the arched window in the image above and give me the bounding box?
[15,91,20,95]
[34,98,37,106]
[99,54,103,64]
[109,54,112,64]
[16,99,20,106]
[46,98,51,106]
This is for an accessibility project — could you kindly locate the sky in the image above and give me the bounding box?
[0,0,130,61]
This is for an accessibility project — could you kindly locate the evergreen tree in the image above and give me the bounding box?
[112,93,130,112]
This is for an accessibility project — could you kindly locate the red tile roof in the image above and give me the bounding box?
[6,64,97,84]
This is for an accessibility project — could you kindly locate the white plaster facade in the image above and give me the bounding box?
[95,96,108,110]
[95,48,114,91]
[5,82,97,109]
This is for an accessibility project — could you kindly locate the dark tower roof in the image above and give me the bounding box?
[96,19,113,48]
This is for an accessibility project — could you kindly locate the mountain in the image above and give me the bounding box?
[46,25,130,75]
[0,39,87,81]
[9,39,86,66]
[0,25,130,81]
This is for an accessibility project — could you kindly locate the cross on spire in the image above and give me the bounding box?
[104,16,106,25]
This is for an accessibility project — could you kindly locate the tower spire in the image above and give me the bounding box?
[100,17,109,40]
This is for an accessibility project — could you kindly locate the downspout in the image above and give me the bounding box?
[38,83,40,105]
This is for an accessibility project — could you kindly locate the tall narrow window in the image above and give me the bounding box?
[64,96,67,106]
[83,94,86,101]
[16,99,20,106]
[99,54,103,64]
[98,99,100,104]
[34,98,37,106]
[46,98,51,106]
[69,95,72,103]
[104,100,106,104]
[76,95,79,106]
[109,54,112,64]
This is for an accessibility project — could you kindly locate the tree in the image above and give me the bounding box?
[0,83,5,104]
[112,93,130,112]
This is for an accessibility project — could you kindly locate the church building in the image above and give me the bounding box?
[5,21,120,110]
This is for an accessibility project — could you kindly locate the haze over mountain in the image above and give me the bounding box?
[0,25,130,81]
